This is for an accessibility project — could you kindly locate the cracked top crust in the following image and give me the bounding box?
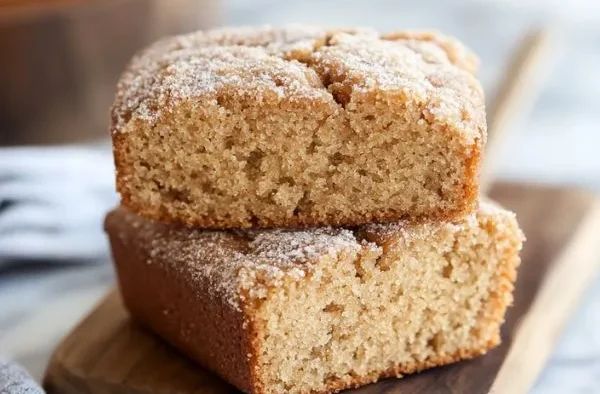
[110,25,484,141]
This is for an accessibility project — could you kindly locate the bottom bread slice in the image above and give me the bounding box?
[105,202,524,394]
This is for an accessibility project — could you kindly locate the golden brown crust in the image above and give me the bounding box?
[106,217,257,392]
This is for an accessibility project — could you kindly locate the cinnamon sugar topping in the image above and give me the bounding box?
[107,207,372,309]
[105,201,516,310]
[111,25,482,140]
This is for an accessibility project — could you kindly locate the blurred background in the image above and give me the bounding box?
[0,0,599,393]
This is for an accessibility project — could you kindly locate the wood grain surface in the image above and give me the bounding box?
[42,183,600,394]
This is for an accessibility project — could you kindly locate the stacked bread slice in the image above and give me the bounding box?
[105,25,524,394]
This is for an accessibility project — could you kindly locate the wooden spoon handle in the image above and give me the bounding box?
[481,28,556,194]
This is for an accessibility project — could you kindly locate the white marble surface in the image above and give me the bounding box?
[1,0,600,393]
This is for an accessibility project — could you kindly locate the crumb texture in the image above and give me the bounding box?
[106,202,523,394]
[111,25,486,228]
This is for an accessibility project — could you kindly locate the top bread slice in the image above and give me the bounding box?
[110,25,486,229]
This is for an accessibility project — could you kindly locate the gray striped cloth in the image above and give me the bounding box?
[0,145,117,267]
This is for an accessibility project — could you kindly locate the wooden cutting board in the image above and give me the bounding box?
[43,182,600,394]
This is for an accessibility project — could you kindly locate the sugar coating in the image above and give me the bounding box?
[361,200,511,241]
[105,201,519,311]
[111,25,479,136]
[110,208,367,309]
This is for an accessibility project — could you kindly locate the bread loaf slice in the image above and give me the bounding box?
[110,25,485,229]
[105,202,523,394]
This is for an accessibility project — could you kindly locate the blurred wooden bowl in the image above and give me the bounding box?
[0,0,220,146]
